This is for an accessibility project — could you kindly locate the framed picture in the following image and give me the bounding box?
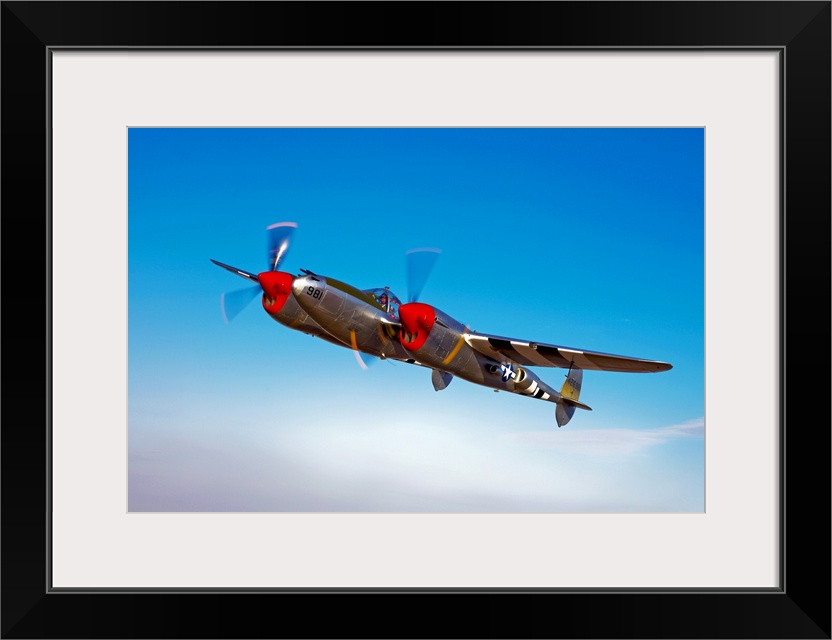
[125,125,703,517]
[3,2,829,638]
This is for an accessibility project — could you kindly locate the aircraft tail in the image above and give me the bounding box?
[555,367,591,427]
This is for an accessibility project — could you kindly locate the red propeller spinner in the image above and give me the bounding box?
[398,302,436,351]
[258,271,294,313]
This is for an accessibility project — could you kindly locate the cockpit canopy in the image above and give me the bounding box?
[365,287,403,319]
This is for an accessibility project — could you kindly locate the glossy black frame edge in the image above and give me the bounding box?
[2,2,829,639]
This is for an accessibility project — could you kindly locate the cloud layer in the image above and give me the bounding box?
[504,417,705,456]
[129,416,704,513]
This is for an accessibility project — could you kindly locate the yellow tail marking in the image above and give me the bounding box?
[562,371,581,399]
[442,327,469,366]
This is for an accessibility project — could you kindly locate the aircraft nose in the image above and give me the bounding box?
[292,275,325,298]
[291,276,308,297]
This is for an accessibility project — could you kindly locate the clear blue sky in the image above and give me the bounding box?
[128,127,704,512]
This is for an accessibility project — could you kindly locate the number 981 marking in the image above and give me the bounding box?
[306,286,322,300]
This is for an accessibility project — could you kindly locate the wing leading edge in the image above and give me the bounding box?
[464,333,672,373]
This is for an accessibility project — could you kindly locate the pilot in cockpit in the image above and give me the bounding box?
[369,287,401,320]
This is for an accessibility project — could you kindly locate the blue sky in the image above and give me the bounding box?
[127,128,704,512]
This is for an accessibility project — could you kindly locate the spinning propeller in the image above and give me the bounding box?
[405,247,441,304]
[211,222,297,323]
[353,247,442,369]
[398,247,441,352]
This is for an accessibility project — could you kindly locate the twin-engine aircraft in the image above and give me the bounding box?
[211,222,672,427]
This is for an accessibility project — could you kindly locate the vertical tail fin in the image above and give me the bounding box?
[555,367,590,427]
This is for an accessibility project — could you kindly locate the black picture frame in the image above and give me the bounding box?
[2,2,829,638]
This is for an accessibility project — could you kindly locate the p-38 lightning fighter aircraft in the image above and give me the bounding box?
[212,222,672,427]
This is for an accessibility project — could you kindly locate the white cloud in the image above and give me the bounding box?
[503,417,704,457]
[129,414,704,513]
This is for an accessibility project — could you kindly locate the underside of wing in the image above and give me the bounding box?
[464,332,672,373]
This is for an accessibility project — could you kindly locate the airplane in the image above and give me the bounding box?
[211,222,672,427]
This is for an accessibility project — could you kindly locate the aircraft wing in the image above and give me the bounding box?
[464,332,672,373]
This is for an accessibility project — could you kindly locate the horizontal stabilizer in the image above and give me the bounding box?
[560,396,592,412]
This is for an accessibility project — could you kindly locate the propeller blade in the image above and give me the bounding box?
[353,350,379,370]
[210,259,259,284]
[220,285,261,324]
[405,247,441,303]
[267,221,297,271]
[349,329,379,370]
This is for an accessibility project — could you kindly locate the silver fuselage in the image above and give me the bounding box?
[262,288,351,349]
[290,274,562,402]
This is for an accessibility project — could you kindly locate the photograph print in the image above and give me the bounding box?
[127,127,704,513]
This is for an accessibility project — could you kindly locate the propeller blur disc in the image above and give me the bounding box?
[349,329,379,370]
[267,221,297,271]
[405,247,441,303]
[220,285,260,324]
